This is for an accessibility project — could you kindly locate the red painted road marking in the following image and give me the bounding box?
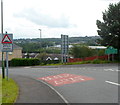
[38,73,94,86]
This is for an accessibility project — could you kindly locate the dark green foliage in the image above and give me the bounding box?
[39,48,61,54]
[14,36,100,53]
[70,45,95,58]
[91,59,111,64]
[40,60,60,65]
[10,58,40,66]
[10,58,60,66]
[96,2,120,49]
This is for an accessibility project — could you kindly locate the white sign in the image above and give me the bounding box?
[1,34,13,52]
[2,34,12,44]
[2,44,13,52]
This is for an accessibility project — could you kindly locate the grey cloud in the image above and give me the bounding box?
[14,8,72,28]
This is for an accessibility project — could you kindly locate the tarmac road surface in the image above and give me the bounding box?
[7,64,119,104]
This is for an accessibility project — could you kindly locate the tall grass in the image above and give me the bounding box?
[2,77,19,104]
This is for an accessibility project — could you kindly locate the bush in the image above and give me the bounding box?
[40,60,60,65]
[10,58,40,66]
[91,59,111,64]
[70,45,95,58]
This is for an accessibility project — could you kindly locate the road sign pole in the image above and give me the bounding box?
[2,52,5,78]
[61,35,69,63]
[1,32,13,80]
[6,52,9,80]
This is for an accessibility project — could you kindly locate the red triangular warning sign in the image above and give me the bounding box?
[2,34,12,44]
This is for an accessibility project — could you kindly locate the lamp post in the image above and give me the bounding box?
[38,29,42,38]
[1,0,5,79]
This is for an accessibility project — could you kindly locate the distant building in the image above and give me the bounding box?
[54,45,73,48]
[88,46,107,49]
[35,53,72,61]
[43,54,73,61]
[44,54,62,61]
[22,53,39,58]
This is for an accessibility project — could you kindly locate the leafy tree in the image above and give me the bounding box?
[36,52,47,60]
[96,2,120,49]
[70,45,95,58]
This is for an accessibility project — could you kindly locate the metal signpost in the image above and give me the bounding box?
[61,34,69,63]
[1,0,5,79]
[1,32,13,80]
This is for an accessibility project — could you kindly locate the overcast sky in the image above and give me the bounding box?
[1,0,119,39]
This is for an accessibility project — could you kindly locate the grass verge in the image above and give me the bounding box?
[42,59,118,66]
[0,76,2,104]
[2,77,19,104]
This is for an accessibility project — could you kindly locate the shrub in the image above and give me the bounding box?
[10,58,40,66]
[40,60,60,65]
[91,59,111,64]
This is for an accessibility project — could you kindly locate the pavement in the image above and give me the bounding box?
[10,75,67,104]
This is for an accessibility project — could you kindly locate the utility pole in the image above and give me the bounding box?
[38,29,42,38]
[1,0,5,79]
[118,33,120,70]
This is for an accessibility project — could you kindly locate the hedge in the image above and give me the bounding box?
[10,58,60,66]
[40,60,60,65]
[10,58,40,66]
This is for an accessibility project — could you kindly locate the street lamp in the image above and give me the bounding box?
[38,29,42,38]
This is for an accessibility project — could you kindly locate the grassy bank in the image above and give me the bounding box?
[2,77,19,104]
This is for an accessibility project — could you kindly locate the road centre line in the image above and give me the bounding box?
[105,81,120,86]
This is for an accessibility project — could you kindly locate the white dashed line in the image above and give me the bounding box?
[104,69,119,72]
[116,70,120,72]
[24,67,31,68]
[105,81,120,86]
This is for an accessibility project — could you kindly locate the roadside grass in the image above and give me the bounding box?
[0,76,2,104]
[45,63,63,66]
[42,59,118,66]
[65,60,118,65]
[2,77,19,104]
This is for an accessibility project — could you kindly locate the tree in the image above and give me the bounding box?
[70,45,95,58]
[96,2,120,49]
[36,52,47,61]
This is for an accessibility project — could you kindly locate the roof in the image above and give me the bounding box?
[88,46,107,49]
[13,44,22,50]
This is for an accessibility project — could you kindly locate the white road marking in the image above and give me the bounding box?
[116,70,120,72]
[104,69,119,72]
[37,79,69,105]
[105,81,120,86]
[104,69,113,71]
[24,67,31,68]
